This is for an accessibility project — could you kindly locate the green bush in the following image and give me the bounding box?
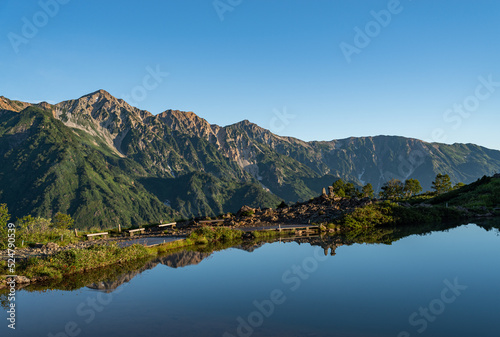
[339,202,395,229]
[0,204,10,249]
[240,210,255,217]
[15,216,80,247]
[51,213,74,229]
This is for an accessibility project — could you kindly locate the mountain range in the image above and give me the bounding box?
[1,90,499,228]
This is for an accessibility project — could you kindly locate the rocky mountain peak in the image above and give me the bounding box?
[229,119,267,135]
[160,109,209,124]
[158,108,220,139]
[74,89,124,110]
[35,102,53,111]
[0,96,32,112]
[56,89,153,124]
[82,89,115,101]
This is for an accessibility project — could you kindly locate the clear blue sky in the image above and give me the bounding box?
[1,0,499,150]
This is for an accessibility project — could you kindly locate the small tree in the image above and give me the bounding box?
[432,174,452,194]
[381,179,404,199]
[361,183,375,198]
[0,204,9,227]
[453,182,466,190]
[17,215,36,232]
[332,179,361,198]
[344,182,358,198]
[332,179,346,198]
[52,213,74,229]
[403,179,423,197]
[277,201,288,209]
[0,204,10,249]
[17,216,51,243]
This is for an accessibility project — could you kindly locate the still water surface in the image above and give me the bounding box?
[2,223,500,337]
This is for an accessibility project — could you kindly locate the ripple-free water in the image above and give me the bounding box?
[2,223,500,337]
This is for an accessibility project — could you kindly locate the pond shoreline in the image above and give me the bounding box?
[2,194,499,289]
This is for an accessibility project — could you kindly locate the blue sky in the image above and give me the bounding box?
[1,0,499,150]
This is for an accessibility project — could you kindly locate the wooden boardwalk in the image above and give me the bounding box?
[118,224,320,248]
[118,236,184,248]
[236,224,320,234]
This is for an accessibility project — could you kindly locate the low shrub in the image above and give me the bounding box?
[240,210,255,217]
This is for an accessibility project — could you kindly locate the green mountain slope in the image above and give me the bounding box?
[0,107,177,229]
[139,172,281,218]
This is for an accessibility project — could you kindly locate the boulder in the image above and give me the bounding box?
[262,208,274,216]
[328,186,335,198]
[44,242,59,250]
[237,205,256,217]
[41,242,61,254]
[16,276,31,284]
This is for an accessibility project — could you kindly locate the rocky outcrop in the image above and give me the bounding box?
[0,96,32,112]
[193,195,374,228]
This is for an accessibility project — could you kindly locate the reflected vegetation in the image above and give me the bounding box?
[474,217,500,233]
[1,220,499,309]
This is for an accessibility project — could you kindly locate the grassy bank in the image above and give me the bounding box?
[0,240,197,282]
[5,243,153,280]
[0,227,246,282]
[430,175,500,210]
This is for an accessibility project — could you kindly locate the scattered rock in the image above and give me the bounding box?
[45,242,59,249]
[262,208,274,216]
[328,186,334,198]
[16,275,31,284]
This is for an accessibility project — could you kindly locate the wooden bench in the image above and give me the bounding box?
[158,222,176,229]
[85,232,108,240]
[127,228,145,236]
